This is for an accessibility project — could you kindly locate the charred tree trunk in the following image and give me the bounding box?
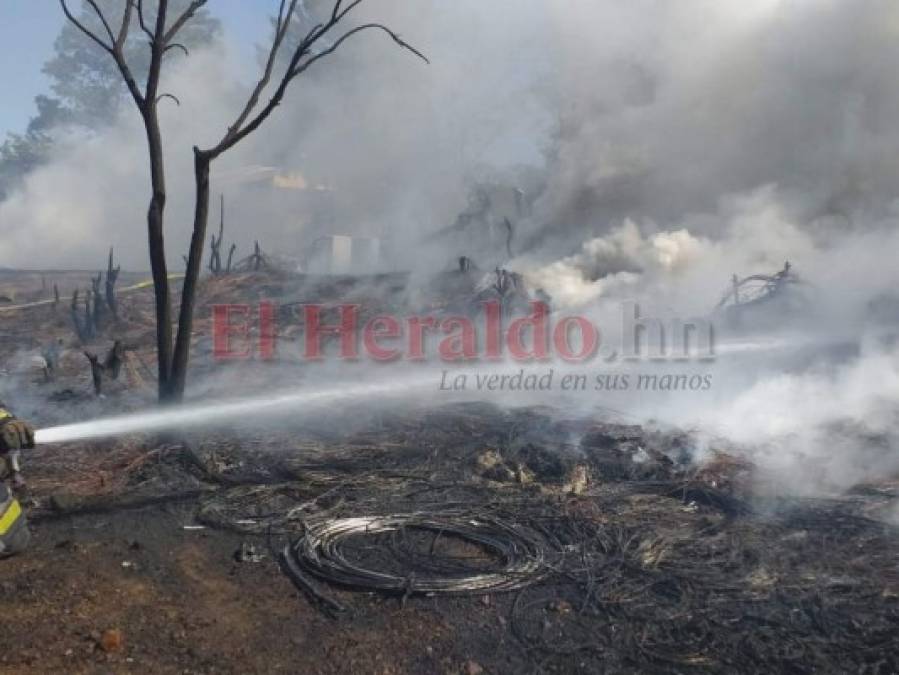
[145,109,175,401]
[105,247,121,320]
[84,342,127,397]
[71,288,97,342]
[91,273,104,328]
[208,195,230,276]
[84,290,95,340]
[168,149,212,401]
[84,351,103,396]
[71,290,86,342]
[104,340,125,381]
[208,220,222,274]
[504,218,515,259]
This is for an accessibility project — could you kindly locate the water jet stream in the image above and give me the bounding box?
[35,372,440,445]
[33,338,799,446]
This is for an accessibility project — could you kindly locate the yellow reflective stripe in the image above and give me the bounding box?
[0,499,22,535]
[0,410,12,421]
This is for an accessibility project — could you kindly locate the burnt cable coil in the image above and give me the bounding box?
[282,513,547,597]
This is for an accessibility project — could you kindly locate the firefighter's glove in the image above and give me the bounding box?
[0,413,35,452]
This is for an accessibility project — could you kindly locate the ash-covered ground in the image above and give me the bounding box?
[0,269,898,675]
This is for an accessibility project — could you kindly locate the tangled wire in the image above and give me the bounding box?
[282,512,547,600]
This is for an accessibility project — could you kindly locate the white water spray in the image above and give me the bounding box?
[32,361,600,445]
[35,371,443,445]
[33,339,812,446]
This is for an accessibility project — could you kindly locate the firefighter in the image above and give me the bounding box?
[0,405,35,557]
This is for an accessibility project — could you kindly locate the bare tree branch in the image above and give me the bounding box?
[144,0,170,103]
[274,0,290,31]
[164,42,190,57]
[223,0,298,142]
[331,0,343,21]
[114,0,134,53]
[290,23,429,80]
[334,0,365,24]
[59,0,113,54]
[208,0,426,159]
[302,0,363,47]
[300,21,324,48]
[60,0,145,107]
[164,0,208,44]
[84,0,117,46]
[135,0,155,41]
[157,93,181,106]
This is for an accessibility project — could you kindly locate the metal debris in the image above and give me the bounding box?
[283,513,547,597]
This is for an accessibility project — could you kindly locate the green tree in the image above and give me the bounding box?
[0,0,219,198]
[44,0,220,130]
[0,132,53,200]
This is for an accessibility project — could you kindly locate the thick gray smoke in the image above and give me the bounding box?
[3,1,899,497]
[0,0,553,270]
[4,1,899,270]
[535,0,899,244]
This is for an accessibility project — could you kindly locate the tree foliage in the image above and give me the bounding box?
[44,0,220,130]
[0,0,220,198]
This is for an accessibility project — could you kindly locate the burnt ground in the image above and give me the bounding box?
[7,501,485,674]
[1,270,899,674]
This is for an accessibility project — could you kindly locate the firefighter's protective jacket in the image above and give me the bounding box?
[0,405,31,556]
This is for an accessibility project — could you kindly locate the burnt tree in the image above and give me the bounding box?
[85,289,96,338]
[84,351,104,396]
[251,241,266,271]
[106,247,122,319]
[63,0,425,402]
[104,340,126,380]
[84,341,127,396]
[208,194,233,275]
[208,227,222,274]
[70,290,80,339]
[91,273,104,328]
[71,289,95,343]
[60,0,209,401]
[169,0,426,400]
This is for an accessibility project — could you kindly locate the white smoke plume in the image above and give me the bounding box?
[706,339,899,496]
[0,0,553,270]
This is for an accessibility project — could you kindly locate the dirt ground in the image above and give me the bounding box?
[2,503,520,675]
[0,413,894,675]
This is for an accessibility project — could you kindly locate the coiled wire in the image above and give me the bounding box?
[283,512,547,597]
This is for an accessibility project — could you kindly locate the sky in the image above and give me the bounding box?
[0,0,270,139]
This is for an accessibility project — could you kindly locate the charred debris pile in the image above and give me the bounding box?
[25,399,899,674]
[192,404,897,673]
